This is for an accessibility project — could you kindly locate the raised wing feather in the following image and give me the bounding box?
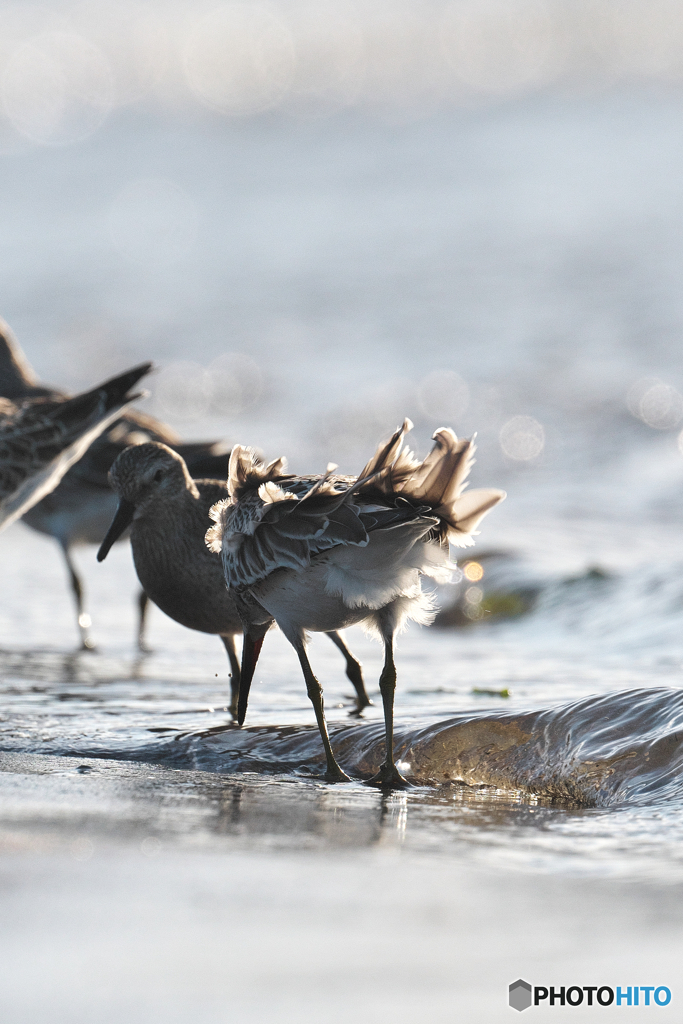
[207,446,371,590]
[228,444,287,501]
[356,418,413,484]
[397,429,474,504]
[207,419,505,590]
[444,487,506,546]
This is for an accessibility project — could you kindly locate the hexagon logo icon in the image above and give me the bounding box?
[509,979,532,1011]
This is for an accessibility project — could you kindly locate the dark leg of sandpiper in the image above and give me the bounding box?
[325,630,372,714]
[220,634,241,717]
[293,638,351,783]
[366,632,409,789]
[236,629,268,727]
[137,590,151,653]
[61,542,95,651]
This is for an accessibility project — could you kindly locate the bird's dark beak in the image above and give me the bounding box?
[97,499,136,561]
[237,631,267,726]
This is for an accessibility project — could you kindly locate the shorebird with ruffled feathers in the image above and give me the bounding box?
[96,442,371,718]
[1,362,151,532]
[0,318,230,650]
[206,418,506,786]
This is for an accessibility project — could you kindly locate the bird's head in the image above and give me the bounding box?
[97,442,198,560]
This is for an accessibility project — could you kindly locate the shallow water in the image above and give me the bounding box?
[3,518,683,883]
[3,90,683,1020]
[3,538,683,1023]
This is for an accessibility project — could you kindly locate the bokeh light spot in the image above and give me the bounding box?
[286,4,365,109]
[628,378,683,430]
[2,32,113,145]
[441,0,557,97]
[152,353,265,423]
[499,415,545,461]
[154,362,212,421]
[208,352,264,418]
[140,837,162,857]
[183,4,296,116]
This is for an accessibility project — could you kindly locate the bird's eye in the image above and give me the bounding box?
[153,469,163,483]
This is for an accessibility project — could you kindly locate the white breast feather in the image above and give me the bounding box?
[323,524,454,611]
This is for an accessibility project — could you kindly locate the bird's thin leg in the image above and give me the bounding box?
[325,630,372,714]
[61,543,95,651]
[366,632,409,789]
[232,593,274,727]
[220,633,241,718]
[293,638,351,783]
[236,627,268,727]
[137,590,151,653]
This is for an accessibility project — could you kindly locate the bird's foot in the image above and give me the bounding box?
[324,764,353,783]
[347,697,374,718]
[365,762,410,790]
[137,639,153,655]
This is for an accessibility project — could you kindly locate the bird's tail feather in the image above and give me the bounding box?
[357,421,505,543]
[227,445,287,502]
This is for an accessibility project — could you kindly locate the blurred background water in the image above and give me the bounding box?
[2,2,683,1021]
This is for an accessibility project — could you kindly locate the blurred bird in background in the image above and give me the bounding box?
[1,356,151,534]
[0,318,230,650]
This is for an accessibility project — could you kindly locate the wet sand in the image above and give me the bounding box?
[1,752,682,1024]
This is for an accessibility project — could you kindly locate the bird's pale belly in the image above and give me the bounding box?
[22,483,119,545]
[251,566,372,635]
